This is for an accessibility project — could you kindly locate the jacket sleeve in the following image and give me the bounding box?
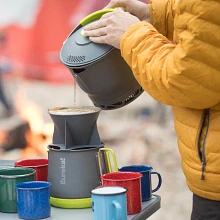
[149,0,177,40]
[120,0,220,109]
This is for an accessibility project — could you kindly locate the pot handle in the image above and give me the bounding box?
[80,9,116,27]
[96,148,118,180]
[99,148,118,173]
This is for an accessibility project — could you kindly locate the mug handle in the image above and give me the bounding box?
[99,148,118,173]
[151,172,162,193]
[112,200,122,220]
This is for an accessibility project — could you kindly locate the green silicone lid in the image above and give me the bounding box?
[80,8,116,26]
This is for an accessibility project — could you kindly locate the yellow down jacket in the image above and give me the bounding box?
[120,0,220,201]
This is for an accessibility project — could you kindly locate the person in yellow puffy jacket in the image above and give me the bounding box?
[84,0,220,219]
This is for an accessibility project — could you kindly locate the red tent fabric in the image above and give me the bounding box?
[0,0,109,83]
[0,0,149,83]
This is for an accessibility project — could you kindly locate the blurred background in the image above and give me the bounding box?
[0,0,191,219]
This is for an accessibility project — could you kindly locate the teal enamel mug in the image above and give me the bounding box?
[91,186,127,220]
[0,167,36,213]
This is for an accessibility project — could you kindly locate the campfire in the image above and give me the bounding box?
[0,89,53,159]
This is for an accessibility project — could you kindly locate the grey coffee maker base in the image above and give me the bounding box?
[0,160,161,220]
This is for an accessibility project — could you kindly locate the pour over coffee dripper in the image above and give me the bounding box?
[47,106,115,209]
[48,106,101,149]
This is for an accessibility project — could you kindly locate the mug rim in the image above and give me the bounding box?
[101,171,142,181]
[14,158,48,168]
[0,167,36,179]
[119,165,153,173]
[91,186,127,196]
[15,181,51,190]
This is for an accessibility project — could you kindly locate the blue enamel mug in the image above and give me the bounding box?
[15,181,51,219]
[119,165,162,201]
[91,186,127,220]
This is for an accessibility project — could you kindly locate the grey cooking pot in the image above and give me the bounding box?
[60,9,143,110]
[48,144,118,199]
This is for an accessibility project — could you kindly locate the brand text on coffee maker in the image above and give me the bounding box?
[60,158,66,185]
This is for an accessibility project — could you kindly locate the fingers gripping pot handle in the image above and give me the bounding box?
[63,8,117,44]
[80,8,117,37]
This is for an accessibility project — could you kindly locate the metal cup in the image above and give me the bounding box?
[48,144,118,199]
[0,167,36,213]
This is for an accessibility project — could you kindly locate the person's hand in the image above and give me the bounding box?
[105,0,150,21]
[83,8,140,49]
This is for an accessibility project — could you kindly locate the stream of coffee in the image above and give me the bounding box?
[73,75,77,105]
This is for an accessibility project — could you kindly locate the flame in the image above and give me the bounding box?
[0,130,7,147]
[15,89,44,134]
[14,89,53,158]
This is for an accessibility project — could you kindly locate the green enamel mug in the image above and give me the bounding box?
[0,167,36,213]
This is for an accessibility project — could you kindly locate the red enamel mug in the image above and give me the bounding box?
[101,172,142,215]
[14,159,48,181]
